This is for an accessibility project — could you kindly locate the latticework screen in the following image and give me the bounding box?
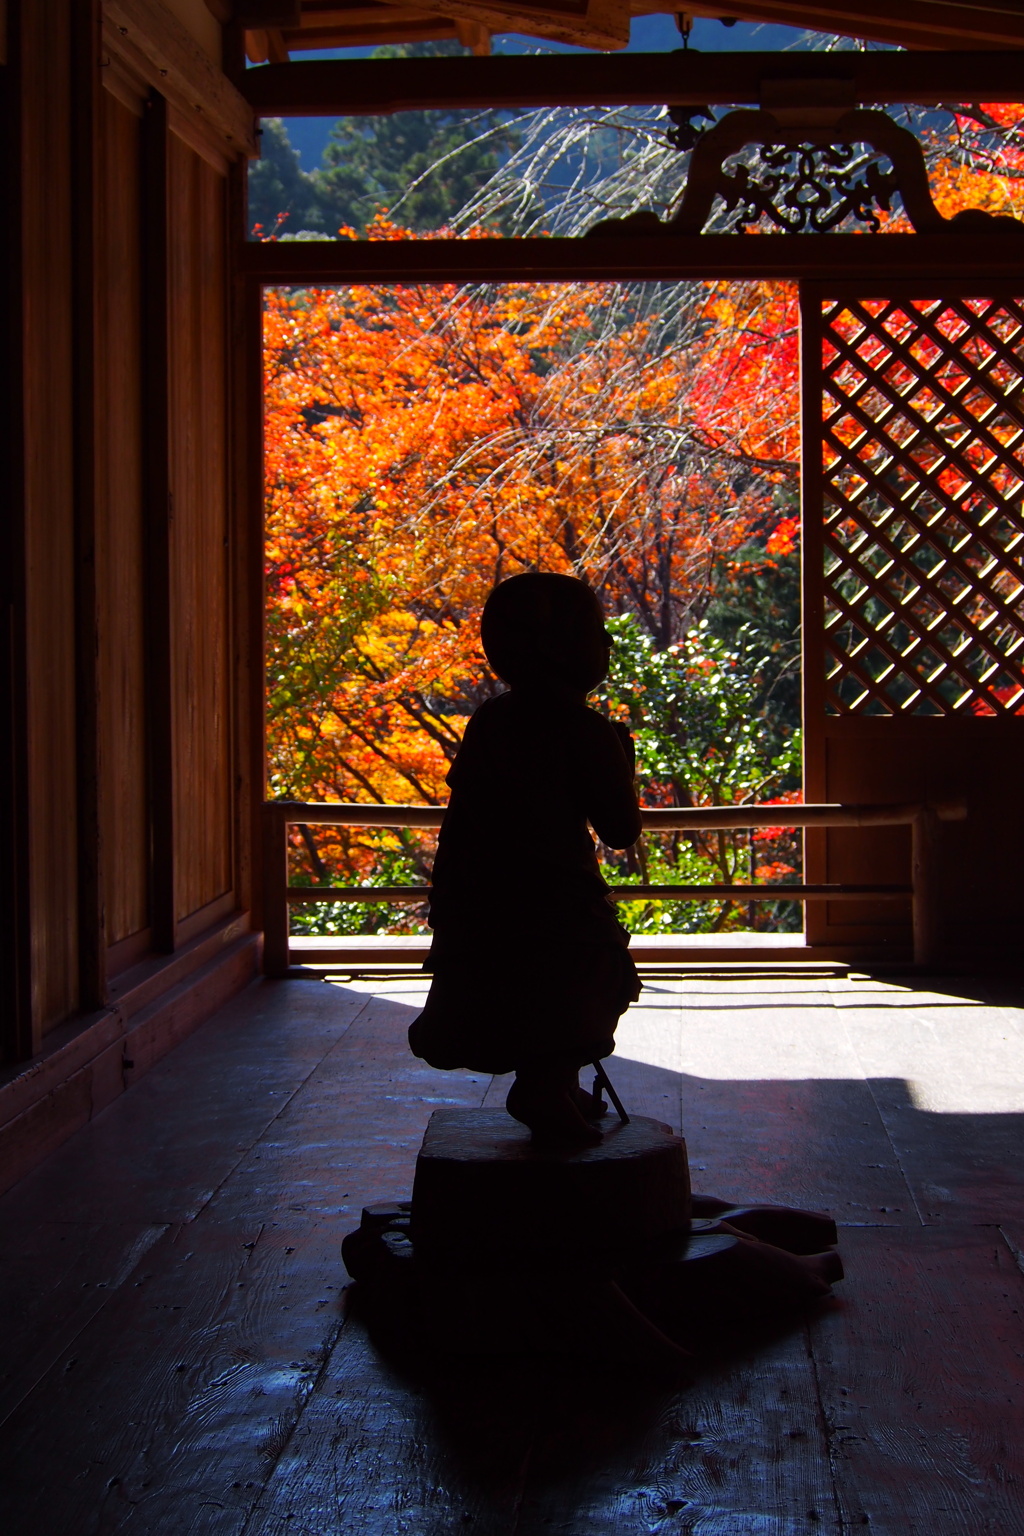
[818,295,1024,715]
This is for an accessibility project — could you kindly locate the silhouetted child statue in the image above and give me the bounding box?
[408,573,642,1145]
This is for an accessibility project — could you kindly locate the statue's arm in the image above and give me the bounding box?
[582,714,642,851]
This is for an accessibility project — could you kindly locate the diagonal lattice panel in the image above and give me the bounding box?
[817,296,1024,715]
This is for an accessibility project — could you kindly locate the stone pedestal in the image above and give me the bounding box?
[410,1109,691,1268]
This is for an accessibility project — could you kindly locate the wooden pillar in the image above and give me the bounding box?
[17,0,82,1046]
[261,805,290,976]
[798,281,827,948]
[0,0,33,1063]
[229,153,265,950]
[141,90,177,953]
[71,0,106,1009]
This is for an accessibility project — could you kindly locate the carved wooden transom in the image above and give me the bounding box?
[818,296,1024,715]
[587,107,1024,239]
[712,140,902,235]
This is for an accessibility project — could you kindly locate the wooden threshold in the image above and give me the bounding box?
[288,931,914,970]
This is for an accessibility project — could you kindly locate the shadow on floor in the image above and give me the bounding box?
[337,1292,834,1508]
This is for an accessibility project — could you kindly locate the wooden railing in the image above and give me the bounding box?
[262,798,966,975]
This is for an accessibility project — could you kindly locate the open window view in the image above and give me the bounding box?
[264,277,805,939]
[259,72,1024,953]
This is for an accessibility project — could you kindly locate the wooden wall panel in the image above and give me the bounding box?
[3,3,255,1076]
[21,0,80,1034]
[167,131,234,925]
[95,87,151,958]
[805,717,1024,962]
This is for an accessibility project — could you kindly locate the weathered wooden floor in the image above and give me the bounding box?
[2,968,1024,1535]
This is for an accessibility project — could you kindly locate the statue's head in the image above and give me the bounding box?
[481,573,611,694]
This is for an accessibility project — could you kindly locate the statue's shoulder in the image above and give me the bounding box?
[578,702,620,739]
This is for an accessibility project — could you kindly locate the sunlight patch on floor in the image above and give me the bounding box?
[325,972,1024,1114]
[616,976,1024,1115]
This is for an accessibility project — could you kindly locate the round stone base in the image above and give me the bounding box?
[409,1109,692,1266]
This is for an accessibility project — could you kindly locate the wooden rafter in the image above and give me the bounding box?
[103,0,257,155]
[683,0,1024,51]
[365,0,631,49]
[249,0,631,51]
[244,8,481,62]
[237,0,1024,57]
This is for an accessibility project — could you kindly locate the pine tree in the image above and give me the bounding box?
[248,117,328,238]
[317,43,521,235]
[248,42,524,240]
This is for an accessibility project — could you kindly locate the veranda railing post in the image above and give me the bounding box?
[262,804,291,977]
[912,806,940,969]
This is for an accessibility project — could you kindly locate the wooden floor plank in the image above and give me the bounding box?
[999,1223,1024,1277]
[604,988,684,1131]
[215,992,490,1240]
[2,969,1023,1535]
[0,1215,351,1535]
[0,980,371,1230]
[836,982,1024,1224]
[514,1323,837,1535]
[244,1322,530,1536]
[664,981,914,1218]
[0,1220,167,1428]
[681,1070,915,1219]
[481,1071,512,1111]
[812,1224,1024,1535]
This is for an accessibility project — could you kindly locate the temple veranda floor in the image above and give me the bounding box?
[2,966,1024,1535]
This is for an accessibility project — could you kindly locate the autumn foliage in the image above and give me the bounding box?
[265,260,798,797]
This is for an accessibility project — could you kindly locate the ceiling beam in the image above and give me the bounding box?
[241,231,1024,283]
[242,49,1024,116]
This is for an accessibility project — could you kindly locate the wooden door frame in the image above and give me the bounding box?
[244,238,1024,954]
